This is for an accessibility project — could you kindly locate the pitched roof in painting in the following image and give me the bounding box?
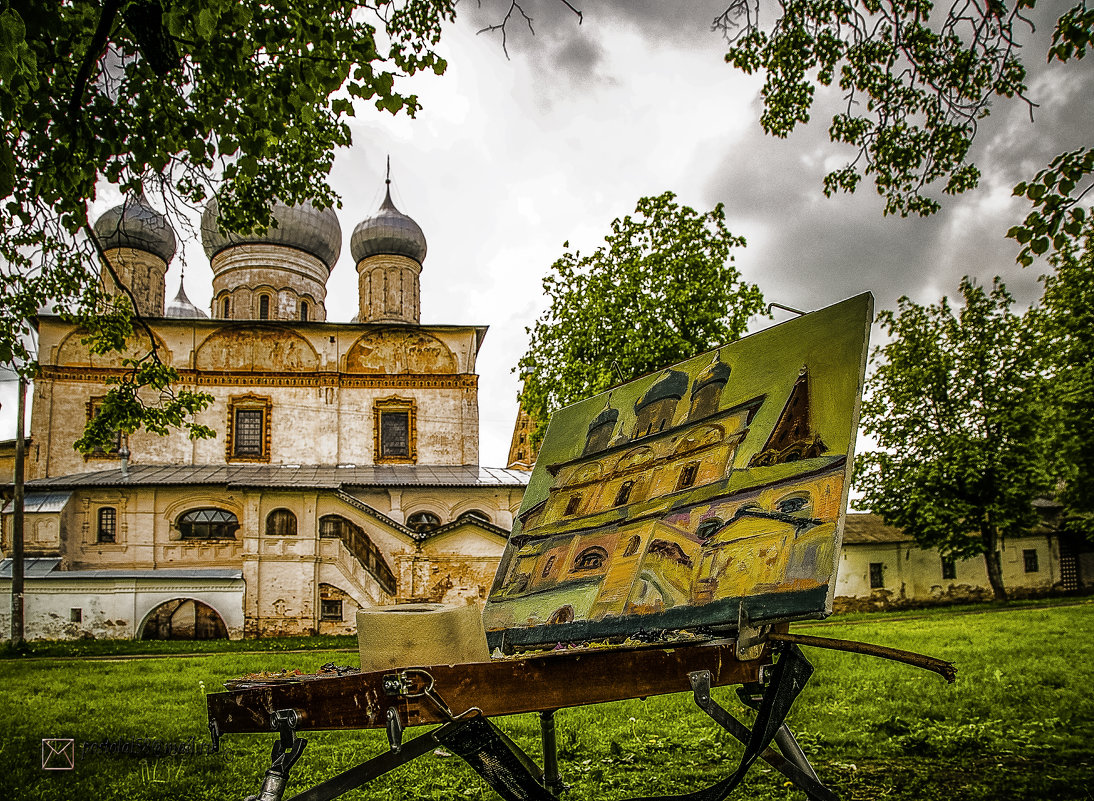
[841,513,911,544]
[23,464,531,491]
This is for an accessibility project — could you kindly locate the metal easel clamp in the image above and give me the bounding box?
[245,709,308,801]
[735,606,770,661]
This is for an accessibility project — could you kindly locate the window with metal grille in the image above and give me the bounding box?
[380,411,410,458]
[234,408,264,456]
[1023,549,1039,573]
[869,562,884,589]
[97,507,116,543]
[941,556,956,580]
[178,508,239,539]
[320,599,343,621]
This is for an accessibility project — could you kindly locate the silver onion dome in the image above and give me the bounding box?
[165,277,208,319]
[93,192,177,263]
[350,184,427,264]
[201,198,342,271]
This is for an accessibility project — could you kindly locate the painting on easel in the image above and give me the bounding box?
[484,293,874,651]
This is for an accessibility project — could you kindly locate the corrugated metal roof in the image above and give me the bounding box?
[1,491,72,515]
[841,513,911,545]
[0,559,242,581]
[25,464,531,491]
[0,557,61,578]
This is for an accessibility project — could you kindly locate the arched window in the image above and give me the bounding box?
[696,518,724,541]
[97,507,116,543]
[178,508,239,539]
[259,294,270,320]
[266,508,297,537]
[406,511,441,533]
[563,495,582,516]
[614,481,635,506]
[541,555,557,577]
[622,535,641,557]
[573,546,608,572]
[222,296,230,318]
[300,300,309,321]
[457,510,491,524]
[776,493,813,517]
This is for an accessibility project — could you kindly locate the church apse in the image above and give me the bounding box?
[482,293,873,650]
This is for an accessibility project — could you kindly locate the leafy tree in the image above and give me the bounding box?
[1036,221,1094,538]
[714,0,1092,261]
[0,0,453,450]
[855,277,1051,600]
[516,191,766,443]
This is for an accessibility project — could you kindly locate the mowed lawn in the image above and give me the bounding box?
[3,601,1092,801]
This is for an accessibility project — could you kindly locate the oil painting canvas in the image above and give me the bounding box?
[484,293,874,651]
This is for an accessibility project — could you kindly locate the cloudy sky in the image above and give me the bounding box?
[3,0,1090,468]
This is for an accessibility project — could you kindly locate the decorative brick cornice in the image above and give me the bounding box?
[39,366,477,391]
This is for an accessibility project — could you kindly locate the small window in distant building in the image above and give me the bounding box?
[320,599,343,621]
[70,608,82,623]
[614,481,635,506]
[227,395,271,462]
[564,495,582,516]
[941,556,957,580]
[623,535,641,557]
[374,397,416,463]
[300,300,309,321]
[1023,549,1039,573]
[259,294,270,319]
[869,562,884,589]
[266,508,297,537]
[407,511,441,534]
[97,507,116,543]
[222,296,230,318]
[677,462,700,490]
[542,555,557,577]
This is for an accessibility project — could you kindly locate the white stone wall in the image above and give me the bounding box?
[0,575,245,640]
[835,535,1061,601]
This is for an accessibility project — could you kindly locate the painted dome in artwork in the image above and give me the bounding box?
[93,192,177,263]
[164,277,207,319]
[200,198,342,271]
[635,369,690,412]
[350,183,428,265]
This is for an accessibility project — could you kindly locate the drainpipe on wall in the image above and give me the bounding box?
[10,377,26,646]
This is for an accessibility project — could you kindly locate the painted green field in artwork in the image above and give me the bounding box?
[2,600,1091,800]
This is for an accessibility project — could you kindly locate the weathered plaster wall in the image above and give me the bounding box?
[835,535,1061,603]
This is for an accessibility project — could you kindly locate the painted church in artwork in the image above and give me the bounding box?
[483,295,874,650]
[0,180,528,640]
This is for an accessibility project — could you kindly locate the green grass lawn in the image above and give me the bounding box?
[3,601,1092,800]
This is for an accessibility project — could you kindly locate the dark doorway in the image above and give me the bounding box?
[141,599,228,640]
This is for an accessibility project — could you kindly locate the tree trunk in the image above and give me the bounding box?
[980,522,1008,601]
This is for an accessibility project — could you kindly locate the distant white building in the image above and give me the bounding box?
[834,512,1088,608]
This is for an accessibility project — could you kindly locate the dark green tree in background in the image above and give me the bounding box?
[516,191,766,444]
[855,278,1052,599]
[0,0,453,450]
[1036,222,1094,539]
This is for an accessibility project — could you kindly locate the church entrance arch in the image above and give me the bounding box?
[139,599,228,640]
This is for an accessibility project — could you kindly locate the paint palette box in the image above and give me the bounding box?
[483,293,873,652]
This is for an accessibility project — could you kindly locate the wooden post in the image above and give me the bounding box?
[10,376,26,646]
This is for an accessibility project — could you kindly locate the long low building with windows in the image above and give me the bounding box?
[1,181,528,640]
[834,512,1092,607]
